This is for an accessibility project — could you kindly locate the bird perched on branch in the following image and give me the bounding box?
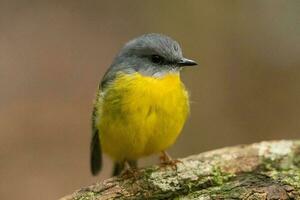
[90,33,197,176]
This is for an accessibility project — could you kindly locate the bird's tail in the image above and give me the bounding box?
[112,160,137,176]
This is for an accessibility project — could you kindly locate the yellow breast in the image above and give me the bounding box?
[95,72,190,161]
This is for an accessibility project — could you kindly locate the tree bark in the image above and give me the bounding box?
[60,140,300,200]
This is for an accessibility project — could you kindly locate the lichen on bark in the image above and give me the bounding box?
[60,140,300,200]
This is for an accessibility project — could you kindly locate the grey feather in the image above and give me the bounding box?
[90,100,102,175]
[100,33,185,89]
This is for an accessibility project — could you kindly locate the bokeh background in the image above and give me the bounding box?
[1,1,299,199]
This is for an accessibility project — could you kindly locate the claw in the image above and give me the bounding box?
[120,161,139,179]
[159,151,182,170]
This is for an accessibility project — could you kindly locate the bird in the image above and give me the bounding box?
[90,33,197,176]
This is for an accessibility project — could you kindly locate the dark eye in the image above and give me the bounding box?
[151,55,164,64]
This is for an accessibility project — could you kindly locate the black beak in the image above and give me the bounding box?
[177,58,198,66]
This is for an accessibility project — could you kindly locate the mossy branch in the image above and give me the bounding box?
[60,140,300,199]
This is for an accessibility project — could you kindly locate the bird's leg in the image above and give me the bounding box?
[121,160,139,178]
[159,151,182,169]
[160,151,173,163]
[124,161,132,171]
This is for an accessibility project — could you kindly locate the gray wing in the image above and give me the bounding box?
[90,92,102,175]
[90,63,134,175]
[90,67,119,175]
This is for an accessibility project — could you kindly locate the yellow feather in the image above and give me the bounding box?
[95,72,189,161]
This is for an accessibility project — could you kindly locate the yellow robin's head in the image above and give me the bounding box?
[100,33,197,87]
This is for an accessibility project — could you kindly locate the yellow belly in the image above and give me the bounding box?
[95,72,189,161]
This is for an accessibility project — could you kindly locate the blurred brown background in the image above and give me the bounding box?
[0,1,299,199]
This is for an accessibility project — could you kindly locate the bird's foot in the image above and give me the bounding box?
[159,151,182,170]
[120,162,139,179]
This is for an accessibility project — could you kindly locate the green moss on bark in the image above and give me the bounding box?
[60,140,300,200]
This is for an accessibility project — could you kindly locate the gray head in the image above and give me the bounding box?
[101,34,197,87]
[112,33,196,76]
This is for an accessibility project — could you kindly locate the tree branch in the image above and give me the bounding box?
[60,140,300,199]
